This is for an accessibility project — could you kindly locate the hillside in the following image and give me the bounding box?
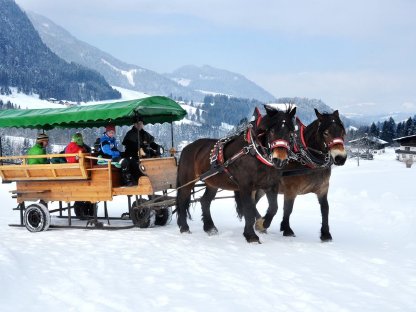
[28,12,276,103]
[166,65,275,102]
[28,12,203,102]
[0,0,120,102]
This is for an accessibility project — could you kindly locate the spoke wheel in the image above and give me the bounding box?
[131,199,155,228]
[155,207,172,226]
[24,203,50,232]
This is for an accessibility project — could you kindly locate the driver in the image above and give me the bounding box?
[122,119,162,158]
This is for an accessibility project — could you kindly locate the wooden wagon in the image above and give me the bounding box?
[0,96,186,231]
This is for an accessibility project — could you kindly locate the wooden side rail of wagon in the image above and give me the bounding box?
[0,152,92,182]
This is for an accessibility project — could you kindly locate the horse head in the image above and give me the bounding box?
[258,105,296,169]
[314,109,347,166]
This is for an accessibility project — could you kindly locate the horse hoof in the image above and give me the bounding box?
[206,227,218,236]
[320,233,332,242]
[283,229,296,237]
[180,226,191,234]
[245,235,261,244]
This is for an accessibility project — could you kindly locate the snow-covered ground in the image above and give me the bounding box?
[0,86,148,109]
[0,148,415,311]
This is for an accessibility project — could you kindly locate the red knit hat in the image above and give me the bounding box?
[105,124,116,132]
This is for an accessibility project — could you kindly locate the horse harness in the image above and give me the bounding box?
[289,117,344,169]
[199,124,290,184]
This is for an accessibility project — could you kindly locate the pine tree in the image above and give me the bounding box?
[369,122,379,137]
[21,138,31,155]
[380,117,396,143]
[404,117,414,136]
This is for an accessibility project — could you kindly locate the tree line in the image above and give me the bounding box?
[348,115,416,143]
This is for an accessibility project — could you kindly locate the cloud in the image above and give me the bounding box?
[16,0,416,38]
[251,70,416,114]
[402,102,416,112]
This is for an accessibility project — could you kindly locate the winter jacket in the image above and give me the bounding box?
[27,143,48,165]
[99,133,121,160]
[122,127,157,158]
[65,142,87,163]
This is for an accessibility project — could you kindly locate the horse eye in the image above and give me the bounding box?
[323,130,329,136]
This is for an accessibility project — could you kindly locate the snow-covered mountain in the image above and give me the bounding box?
[28,12,204,102]
[0,0,120,102]
[28,12,275,103]
[166,65,275,102]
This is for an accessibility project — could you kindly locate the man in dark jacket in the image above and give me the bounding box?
[122,121,162,158]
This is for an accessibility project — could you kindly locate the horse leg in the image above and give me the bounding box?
[318,193,332,241]
[176,185,193,233]
[200,186,219,235]
[280,197,296,237]
[255,191,278,233]
[239,187,260,243]
[236,190,261,220]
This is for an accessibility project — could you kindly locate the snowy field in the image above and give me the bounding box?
[0,148,415,312]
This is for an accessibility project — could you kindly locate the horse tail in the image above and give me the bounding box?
[176,143,196,225]
[234,191,244,220]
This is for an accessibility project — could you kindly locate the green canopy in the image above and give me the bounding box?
[0,96,187,130]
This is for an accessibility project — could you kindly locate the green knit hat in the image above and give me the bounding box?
[71,133,83,145]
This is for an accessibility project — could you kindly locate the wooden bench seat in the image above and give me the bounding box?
[0,153,91,182]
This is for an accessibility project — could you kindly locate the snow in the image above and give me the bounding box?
[0,87,149,110]
[1,87,73,109]
[101,59,137,87]
[266,103,297,111]
[0,149,415,311]
[173,78,191,87]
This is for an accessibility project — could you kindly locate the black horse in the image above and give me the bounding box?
[176,106,296,243]
[247,109,347,241]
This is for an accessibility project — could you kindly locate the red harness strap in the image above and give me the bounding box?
[293,117,307,152]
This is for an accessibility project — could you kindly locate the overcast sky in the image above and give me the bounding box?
[15,0,416,115]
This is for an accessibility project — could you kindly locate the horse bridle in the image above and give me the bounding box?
[318,118,346,151]
[247,120,292,168]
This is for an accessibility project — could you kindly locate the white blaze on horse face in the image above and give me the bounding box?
[330,144,347,160]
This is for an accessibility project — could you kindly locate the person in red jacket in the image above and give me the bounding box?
[65,133,87,163]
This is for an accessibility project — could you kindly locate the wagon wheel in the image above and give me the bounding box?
[73,201,95,219]
[155,206,172,226]
[131,198,155,228]
[24,203,50,232]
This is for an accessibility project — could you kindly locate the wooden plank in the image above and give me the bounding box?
[140,157,177,191]
[112,176,153,196]
[12,162,115,203]
[0,153,92,182]
[0,165,89,181]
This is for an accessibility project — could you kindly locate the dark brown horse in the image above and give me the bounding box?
[248,109,347,241]
[176,106,296,243]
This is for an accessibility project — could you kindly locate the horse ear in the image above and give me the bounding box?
[264,105,274,116]
[290,106,297,118]
[333,110,339,118]
[314,108,323,119]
